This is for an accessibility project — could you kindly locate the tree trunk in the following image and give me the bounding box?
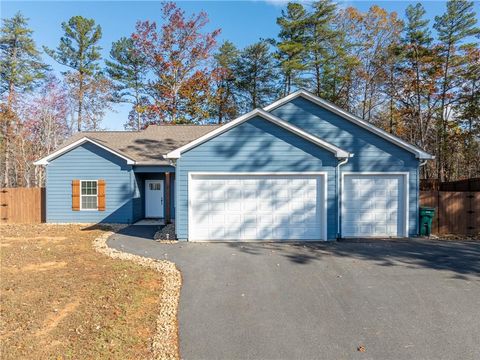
[4,81,16,188]
[315,62,321,97]
[77,74,85,132]
[437,42,452,182]
[218,89,224,124]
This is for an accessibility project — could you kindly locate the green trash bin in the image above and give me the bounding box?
[420,207,435,236]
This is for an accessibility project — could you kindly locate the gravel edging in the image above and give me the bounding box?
[154,224,177,242]
[92,228,181,360]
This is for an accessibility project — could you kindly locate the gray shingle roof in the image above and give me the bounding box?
[58,124,221,165]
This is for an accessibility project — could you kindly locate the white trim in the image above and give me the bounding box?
[145,179,165,218]
[264,90,434,160]
[187,172,328,242]
[34,137,136,165]
[165,109,351,159]
[340,172,409,238]
[79,180,98,211]
[336,157,349,238]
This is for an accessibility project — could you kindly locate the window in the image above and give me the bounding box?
[149,183,161,191]
[81,180,98,210]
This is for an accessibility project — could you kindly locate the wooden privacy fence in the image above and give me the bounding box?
[0,187,46,224]
[420,191,480,235]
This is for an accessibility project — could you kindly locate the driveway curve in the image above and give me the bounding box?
[108,228,480,360]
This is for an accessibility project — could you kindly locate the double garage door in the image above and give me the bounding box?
[189,174,326,241]
[188,173,407,241]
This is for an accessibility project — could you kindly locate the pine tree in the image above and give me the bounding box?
[398,3,439,156]
[434,0,479,180]
[0,12,49,187]
[0,12,49,102]
[455,43,480,178]
[106,37,147,130]
[304,0,337,98]
[235,41,279,111]
[274,2,308,95]
[212,41,240,123]
[44,16,102,131]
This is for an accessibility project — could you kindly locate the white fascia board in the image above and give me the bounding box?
[165,108,351,159]
[264,89,434,160]
[33,137,136,165]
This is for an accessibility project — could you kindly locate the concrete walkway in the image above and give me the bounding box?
[108,230,480,360]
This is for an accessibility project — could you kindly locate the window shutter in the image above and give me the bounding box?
[98,180,106,211]
[72,180,80,211]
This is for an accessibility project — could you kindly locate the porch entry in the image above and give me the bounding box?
[145,180,164,218]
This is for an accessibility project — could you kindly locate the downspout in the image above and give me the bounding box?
[418,159,428,235]
[337,156,350,239]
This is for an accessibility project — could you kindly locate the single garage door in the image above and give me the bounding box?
[189,174,326,241]
[342,174,407,237]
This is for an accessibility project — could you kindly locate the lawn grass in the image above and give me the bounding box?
[0,224,172,359]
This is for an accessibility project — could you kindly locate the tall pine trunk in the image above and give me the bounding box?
[77,73,85,132]
[438,45,451,182]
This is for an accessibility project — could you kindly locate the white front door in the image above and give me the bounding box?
[145,180,164,218]
[189,174,327,241]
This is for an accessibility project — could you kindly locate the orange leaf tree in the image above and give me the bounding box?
[132,2,220,124]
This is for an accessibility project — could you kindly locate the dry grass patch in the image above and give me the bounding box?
[0,224,179,359]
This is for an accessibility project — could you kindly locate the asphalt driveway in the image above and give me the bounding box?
[108,229,480,360]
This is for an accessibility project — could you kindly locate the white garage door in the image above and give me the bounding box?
[189,174,326,241]
[342,174,407,237]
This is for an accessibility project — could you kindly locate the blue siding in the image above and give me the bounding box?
[46,142,134,223]
[175,116,338,240]
[271,97,420,236]
[132,172,143,222]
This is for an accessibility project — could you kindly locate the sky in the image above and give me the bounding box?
[2,1,478,130]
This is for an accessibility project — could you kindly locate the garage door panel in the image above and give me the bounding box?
[258,201,274,211]
[190,174,325,241]
[343,174,405,237]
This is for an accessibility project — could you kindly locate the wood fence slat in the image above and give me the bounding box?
[420,190,479,235]
[471,193,480,236]
[439,192,463,234]
[0,188,45,224]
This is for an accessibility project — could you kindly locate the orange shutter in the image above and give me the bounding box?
[72,180,80,211]
[98,180,106,211]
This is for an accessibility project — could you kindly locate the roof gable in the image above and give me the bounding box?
[34,137,136,165]
[165,109,351,159]
[264,90,433,160]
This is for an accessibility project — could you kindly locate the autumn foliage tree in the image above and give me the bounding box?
[132,2,220,123]
[22,77,70,185]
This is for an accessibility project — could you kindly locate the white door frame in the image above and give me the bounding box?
[187,172,328,241]
[341,172,409,238]
[145,179,164,218]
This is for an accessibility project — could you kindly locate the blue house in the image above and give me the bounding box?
[35,90,433,241]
